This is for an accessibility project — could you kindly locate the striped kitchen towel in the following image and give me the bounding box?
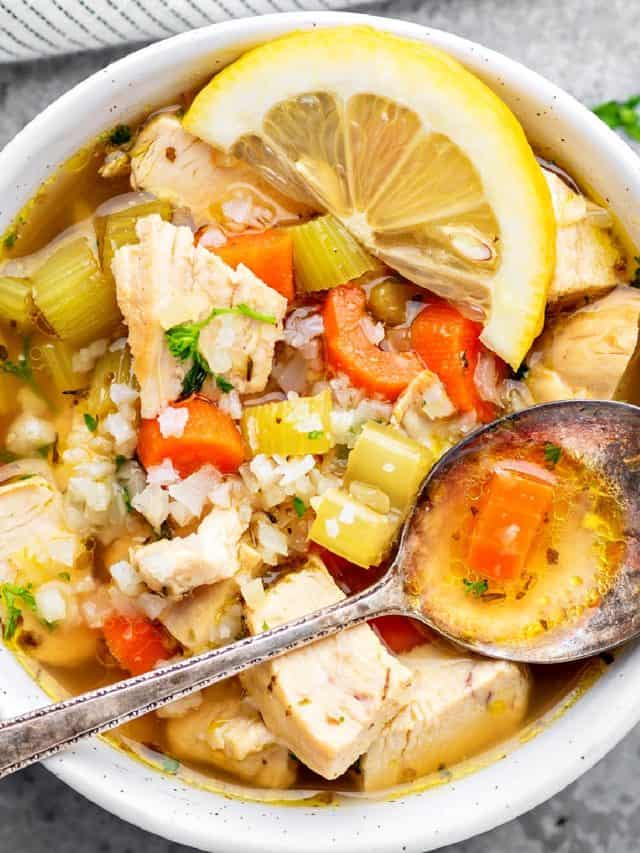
[0,0,367,62]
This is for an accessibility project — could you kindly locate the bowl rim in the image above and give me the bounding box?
[2,11,640,853]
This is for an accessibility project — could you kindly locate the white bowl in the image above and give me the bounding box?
[2,11,640,853]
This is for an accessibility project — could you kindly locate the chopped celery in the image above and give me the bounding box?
[241,389,333,456]
[345,421,434,516]
[97,199,172,281]
[291,214,375,292]
[309,487,401,568]
[0,276,32,329]
[32,239,121,345]
[32,337,79,395]
[86,346,134,421]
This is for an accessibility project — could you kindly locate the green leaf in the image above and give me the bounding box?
[3,230,17,250]
[115,454,127,470]
[307,430,324,440]
[0,449,17,463]
[543,442,562,466]
[121,484,133,513]
[83,413,98,432]
[262,621,270,632]
[37,444,53,458]
[593,95,640,141]
[293,496,306,518]
[161,755,180,775]
[58,572,71,583]
[463,578,488,597]
[108,124,132,145]
[215,374,233,393]
[1,583,37,640]
[181,357,210,397]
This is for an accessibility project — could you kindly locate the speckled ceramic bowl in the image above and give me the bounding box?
[1,12,640,853]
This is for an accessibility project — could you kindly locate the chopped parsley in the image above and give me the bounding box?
[108,124,132,146]
[307,430,324,440]
[463,578,489,597]
[166,304,277,397]
[37,444,53,458]
[215,374,233,393]
[1,583,37,640]
[58,572,71,582]
[262,621,270,632]
[0,337,42,399]
[3,230,17,250]
[115,454,127,470]
[293,496,306,518]
[83,413,98,432]
[543,442,562,467]
[0,449,17,463]
[121,484,133,513]
[593,95,640,141]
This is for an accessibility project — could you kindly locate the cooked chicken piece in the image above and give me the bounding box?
[392,369,476,454]
[131,506,248,596]
[241,563,411,780]
[130,113,306,228]
[160,578,242,651]
[526,285,640,402]
[112,215,287,417]
[164,682,297,788]
[0,476,78,570]
[358,642,530,791]
[544,170,626,305]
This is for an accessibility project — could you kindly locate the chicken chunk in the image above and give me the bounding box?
[358,643,530,791]
[0,476,78,571]
[160,578,242,651]
[112,215,287,417]
[131,506,248,596]
[526,285,640,402]
[241,563,411,780]
[130,113,306,228]
[544,170,626,305]
[164,682,297,788]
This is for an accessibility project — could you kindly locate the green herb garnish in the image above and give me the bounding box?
[3,230,17,250]
[262,621,270,632]
[544,442,562,467]
[121,484,133,513]
[166,304,277,397]
[593,96,640,141]
[215,374,233,393]
[0,337,42,399]
[463,578,489,597]
[307,430,324,440]
[58,572,71,582]
[83,413,98,432]
[161,756,180,775]
[115,454,127,470]
[37,444,52,458]
[0,449,17,463]
[108,124,132,146]
[1,583,37,640]
[293,496,306,518]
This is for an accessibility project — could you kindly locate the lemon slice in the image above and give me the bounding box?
[184,26,555,368]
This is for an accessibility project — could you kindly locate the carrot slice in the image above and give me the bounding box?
[137,396,246,477]
[410,300,498,423]
[204,229,294,301]
[372,615,432,654]
[103,615,173,676]
[467,467,555,580]
[323,285,422,400]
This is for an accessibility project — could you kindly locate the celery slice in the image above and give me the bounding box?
[32,337,79,395]
[86,346,134,421]
[291,214,375,292]
[98,199,172,281]
[0,276,32,329]
[32,239,121,345]
[345,421,434,516]
[241,389,333,456]
[309,487,401,568]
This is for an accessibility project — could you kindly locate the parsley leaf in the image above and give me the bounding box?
[293,496,306,518]
[58,572,71,582]
[108,124,132,145]
[1,583,37,640]
[115,454,127,470]
[3,230,17,250]
[544,442,562,466]
[463,578,489,597]
[0,337,43,400]
[307,430,324,440]
[593,95,640,141]
[215,374,233,393]
[121,484,133,513]
[181,356,211,397]
[83,413,98,432]
[262,621,270,632]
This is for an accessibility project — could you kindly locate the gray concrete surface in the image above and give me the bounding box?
[0,0,639,850]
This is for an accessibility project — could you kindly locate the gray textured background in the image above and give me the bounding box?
[0,0,639,850]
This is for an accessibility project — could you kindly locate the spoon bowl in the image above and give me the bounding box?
[1,399,639,776]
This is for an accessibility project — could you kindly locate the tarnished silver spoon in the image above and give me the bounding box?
[0,399,638,779]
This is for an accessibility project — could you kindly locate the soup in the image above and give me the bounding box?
[0,26,637,798]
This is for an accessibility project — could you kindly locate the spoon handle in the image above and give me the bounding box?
[0,577,397,779]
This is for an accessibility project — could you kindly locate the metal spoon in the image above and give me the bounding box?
[1,399,638,779]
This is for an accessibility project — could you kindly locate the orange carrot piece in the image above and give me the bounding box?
[137,396,246,478]
[205,229,294,301]
[372,615,432,654]
[410,300,498,423]
[467,467,555,580]
[103,615,173,676]
[323,285,422,400]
